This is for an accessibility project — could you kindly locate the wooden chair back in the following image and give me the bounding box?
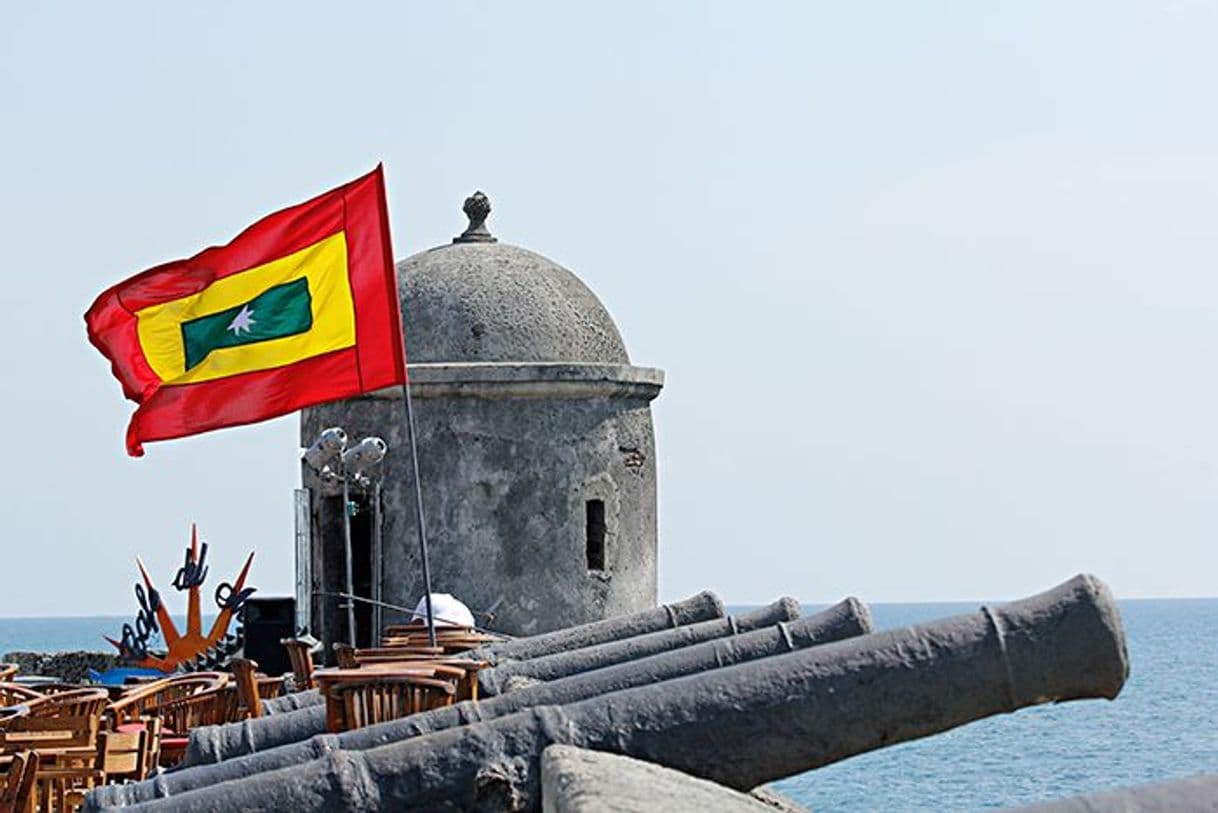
[280,639,317,691]
[99,717,161,781]
[256,676,283,700]
[0,666,16,684]
[107,673,227,726]
[0,683,43,708]
[3,688,109,756]
[36,682,102,695]
[156,685,238,733]
[229,659,262,720]
[0,750,38,813]
[329,676,456,732]
[26,688,109,720]
[0,714,100,754]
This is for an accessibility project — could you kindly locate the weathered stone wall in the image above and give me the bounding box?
[2,651,119,683]
[303,364,662,641]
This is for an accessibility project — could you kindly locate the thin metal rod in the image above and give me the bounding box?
[401,380,437,647]
[319,591,510,638]
[341,476,357,646]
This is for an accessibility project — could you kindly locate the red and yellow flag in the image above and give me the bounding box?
[85,166,406,456]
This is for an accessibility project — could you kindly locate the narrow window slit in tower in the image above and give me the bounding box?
[586,499,606,571]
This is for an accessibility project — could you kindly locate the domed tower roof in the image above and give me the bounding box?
[396,192,629,365]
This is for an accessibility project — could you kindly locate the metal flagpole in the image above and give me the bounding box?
[378,164,437,647]
[400,380,437,647]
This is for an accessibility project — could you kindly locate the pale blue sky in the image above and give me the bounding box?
[2,2,1216,615]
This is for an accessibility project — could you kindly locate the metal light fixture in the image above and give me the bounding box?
[303,427,348,471]
[303,428,387,646]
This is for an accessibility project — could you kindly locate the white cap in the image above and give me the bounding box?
[412,593,475,628]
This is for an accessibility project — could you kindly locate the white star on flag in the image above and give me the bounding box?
[227,305,256,336]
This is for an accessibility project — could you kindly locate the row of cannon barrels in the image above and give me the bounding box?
[87,574,1130,812]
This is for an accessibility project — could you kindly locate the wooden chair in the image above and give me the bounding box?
[0,684,43,709]
[22,717,161,812]
[156,684,238,733]
[327,676,456,733]
[0,750,37,813]
[0,667,16,684]
[99,717,161,782]
[313,666,444,733]
[104,673,228,769]
[33,764,101,813]
[0,698,106,805]
[0,689,109,759]
[155,684,238,767]
[280,638,318,691]
[0,714,99,756]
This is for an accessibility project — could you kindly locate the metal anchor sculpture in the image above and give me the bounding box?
[106,524,256,672]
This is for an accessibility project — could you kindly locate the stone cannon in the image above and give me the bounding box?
[472,590,725,666]
[91,575,1127,812]
[91,599,869,807]
[171,598,827,771]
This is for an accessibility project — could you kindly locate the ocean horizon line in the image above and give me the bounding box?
[2,594,1216,622]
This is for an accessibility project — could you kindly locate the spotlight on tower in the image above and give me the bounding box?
[342,436,387,479]
[303,427,348,471]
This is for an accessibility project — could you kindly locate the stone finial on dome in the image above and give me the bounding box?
[453,191,497,244]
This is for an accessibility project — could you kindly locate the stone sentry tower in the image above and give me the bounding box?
[299,193,664,644]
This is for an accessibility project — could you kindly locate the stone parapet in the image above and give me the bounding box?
[2,651,119,683]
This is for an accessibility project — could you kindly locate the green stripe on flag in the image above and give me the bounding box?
[181,277,313,371]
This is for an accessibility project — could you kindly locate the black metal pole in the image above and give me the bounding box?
[371,480,383,640]
[340,475,356,646]
[400,380,437,647]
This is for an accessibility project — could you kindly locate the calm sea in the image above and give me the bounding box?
[2,600,1215,811]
